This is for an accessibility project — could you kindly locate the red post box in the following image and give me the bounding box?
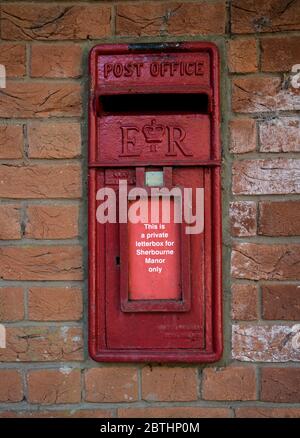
[89,42,222,362]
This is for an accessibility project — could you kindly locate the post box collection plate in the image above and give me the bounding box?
[89,42,222,362]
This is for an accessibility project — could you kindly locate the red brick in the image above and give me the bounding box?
[235,408,300,418]
[0,43,26,77]
[229,118,257,153]
[232,77,300,113]
[230,201,257,237]
[0,246,82,280]
[142,366,198,401]
[25,205,79,239]
[0,204,21,240]
[118,1,177,36]
[259,118,300,152]
[84,367,138,403]
[31,44,82,78]
[0,287,24,322]
[259,201,300,236]
[28,287,82,321]
[232,243,300,281]
[228,39,258,73]
[118,407,231,418]
[116,2,226,36]
[231,0,300,33]
[1,4,111,40]
[261,368,300,402]
[262,284,300,320]
[0,125,23,159]
[0,326,83,362]
[0,410,114,418]
[168,2,226,35]
[231,283,258,321]
[261,36,300,72]
[27,369,81,404]
[0,163,81,199]
[232,159,300,195]
[0,370,23,402]
[28,122,81,159]
[0,82,81,118]
[202,366,256,401]
[232,324,300,362]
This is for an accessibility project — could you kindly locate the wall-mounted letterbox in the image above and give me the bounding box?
[89,42,222,362]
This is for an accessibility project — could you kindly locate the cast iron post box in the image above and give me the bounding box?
[89,42,222,362]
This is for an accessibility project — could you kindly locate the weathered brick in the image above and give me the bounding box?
[0,287,24,322]
[228,39,258,73]
[0,43,26,77]
[230,201,257,237]
[231,283,258,321]
[31,44,82,78]
[167,2,226,35]
[0,163,81,199]
[0,83,81,118]
[116,2,226,36]
[25,205,79,239]
[27,369,81,404]
[262,284,300,320]
[0,326,83,362]
[261,36,300,72]
[28,287,82,321]
[0,370,23,402]
[231,0,300,33]
[202,366,256,401]
[28,122,81,159]
[0,125,23,159]
[232,159,300,195]
[232,243,300,281]
[0,204,21,240]
[118,407,231,418]
[259,201,300,236]
[259,118,300,152]
[229,118,257,154]
[0,246,82,280]
[113,1,170,36]
[84,368,138,403]
[1,4,111,40]
[232,77,300,113]
[235,408,300,418]
[232,324,300,362]
[261,368,300,402]
[142,366,198,401]
[0,410,113,418]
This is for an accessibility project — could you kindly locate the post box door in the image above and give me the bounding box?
[101,167,206,350]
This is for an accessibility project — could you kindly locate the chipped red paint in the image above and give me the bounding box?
[88,42,222,362]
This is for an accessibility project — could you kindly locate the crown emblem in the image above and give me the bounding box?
[142,119,165,143]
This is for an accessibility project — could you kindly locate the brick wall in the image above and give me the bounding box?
[0,0,299,418]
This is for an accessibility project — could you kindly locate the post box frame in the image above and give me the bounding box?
[88,42,222,363]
